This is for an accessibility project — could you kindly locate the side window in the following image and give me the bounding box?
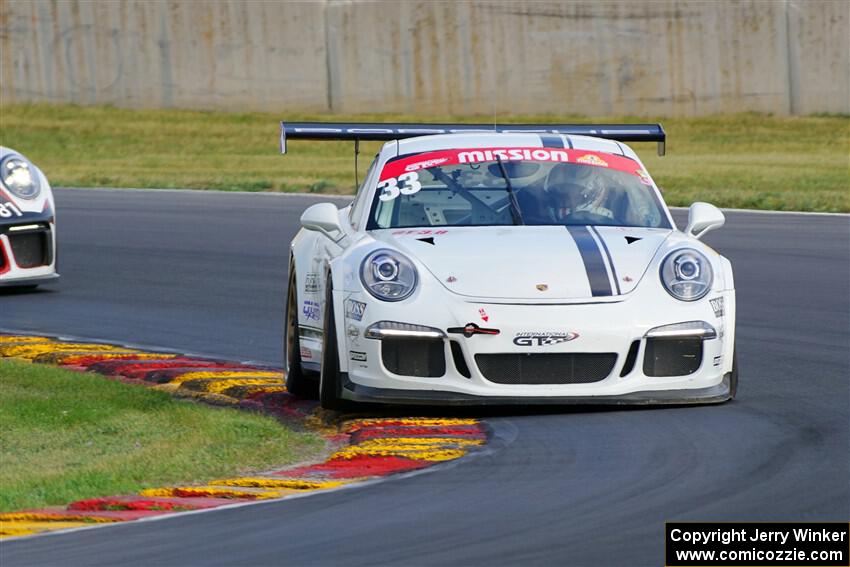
[349,155,379,230]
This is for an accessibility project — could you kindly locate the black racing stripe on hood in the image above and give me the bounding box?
[590,225,621,295]
[566,225,613,297]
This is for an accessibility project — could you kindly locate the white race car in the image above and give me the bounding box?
[0,147,58,289]
[281,123,736,409]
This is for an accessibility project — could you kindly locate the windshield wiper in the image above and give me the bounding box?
[495,156,525,226]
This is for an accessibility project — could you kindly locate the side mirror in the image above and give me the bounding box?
[300,203,343,238]
[685,202,725,240]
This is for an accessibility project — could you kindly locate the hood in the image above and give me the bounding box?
[374,225,671,300]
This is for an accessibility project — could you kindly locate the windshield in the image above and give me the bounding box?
[367,147,670,230]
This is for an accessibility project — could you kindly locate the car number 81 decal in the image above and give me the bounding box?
[0,201,23,218]
[377,171,422,201]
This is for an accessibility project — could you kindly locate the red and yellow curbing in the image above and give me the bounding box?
[0,334,488,539]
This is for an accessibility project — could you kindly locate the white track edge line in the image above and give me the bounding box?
[54,187,848,216]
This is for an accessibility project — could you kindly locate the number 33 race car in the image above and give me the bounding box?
[281,123,736,409]
[0,147,58,289]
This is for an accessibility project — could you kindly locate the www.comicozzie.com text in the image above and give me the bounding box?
[670,527,848,546]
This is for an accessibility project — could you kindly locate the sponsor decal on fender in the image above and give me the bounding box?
[304,273,321,293]
[302,300,321,321]
[710,297,724,317]
[346,324,361,347]
[513,331,579,346]
[344,299,366,322]
[300,346,313,360]
[350,351,367,362]
[478,308,489,322]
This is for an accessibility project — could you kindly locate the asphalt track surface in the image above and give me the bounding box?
[2,188,848,566]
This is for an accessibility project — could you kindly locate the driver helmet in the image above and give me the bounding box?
[544,163,599,220]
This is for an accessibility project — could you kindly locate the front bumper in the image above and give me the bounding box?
[0,218,58,286]
[341,372,733,406]
[331,279,735,404]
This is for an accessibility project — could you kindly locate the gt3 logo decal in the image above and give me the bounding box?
[0,201,23,218]
[377,171,422,201]
[302,300,321,321]
[513,331,579,346]
[344,299,366,321]
[710,297,724,317]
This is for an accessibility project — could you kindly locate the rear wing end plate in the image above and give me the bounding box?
[280,122,666,156]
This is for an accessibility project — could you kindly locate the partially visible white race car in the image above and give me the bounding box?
[0,147,59,289]
[280,123,736,409]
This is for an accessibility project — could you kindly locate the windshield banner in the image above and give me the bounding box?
[380,147,651,184]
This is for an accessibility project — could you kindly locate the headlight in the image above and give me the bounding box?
[360,249,418,301]
[660,249,713,301]
[0,155,41,200]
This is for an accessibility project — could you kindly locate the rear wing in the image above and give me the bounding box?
[280,122,667,156]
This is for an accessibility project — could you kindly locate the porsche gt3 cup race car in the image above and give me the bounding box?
[0,147,58,289]
[281,123,736,409]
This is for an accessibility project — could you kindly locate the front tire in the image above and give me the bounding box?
[319,276,348,411]
[284,265,317,399]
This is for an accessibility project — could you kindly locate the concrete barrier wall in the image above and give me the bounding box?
[2,0,847,116]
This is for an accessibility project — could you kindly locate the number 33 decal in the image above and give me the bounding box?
[377,172,422,201]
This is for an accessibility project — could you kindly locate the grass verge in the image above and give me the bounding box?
[0,359,324,512]
[1,104,847,211]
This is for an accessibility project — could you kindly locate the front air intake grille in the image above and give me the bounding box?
[474,353,617,385]
[381,338,446,377]
[620,340,640,377]
[450,340,471,379]
[643,338,703,377]
[8,228,51,268]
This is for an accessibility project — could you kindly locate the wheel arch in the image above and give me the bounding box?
[324,261,351,375]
